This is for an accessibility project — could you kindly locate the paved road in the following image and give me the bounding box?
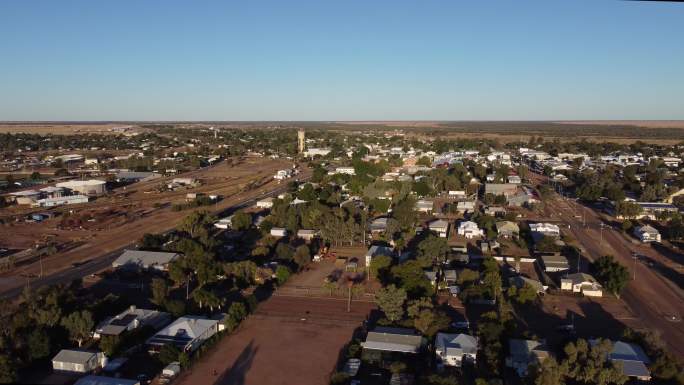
[0,174,306,300]
[538,177,684,357]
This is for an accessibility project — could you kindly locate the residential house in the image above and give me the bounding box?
[93,306,170,339]
[560,273,603,297]
[366,245,395,266]
[256,197,274,209]
[52,349,105,374]
[370,217,389,233]
[456,201,475,213]
[540,254,570,272]
[270,228,288,237]
[415,200,434,213]
[507,175,522,184]
[296,229,317,241]
[589,340,651,381]
[509,275,546,294]
[147,316,219,353]
[484,206,507,217]
[428,219,450,238]
[443,269,458,285]
[495,221,519,238]
[457,221,484,239]
[112,250,180,272]
[435,333,478,367]
[529,223,560,238]
[485,183,518,197]
[506,339,552,377]
[361,327,423,363]
[633,225,661,243]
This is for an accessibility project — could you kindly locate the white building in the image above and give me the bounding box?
[56,180,107,196]
[256,197,274,209]
[457,221,484,239]
[270,227,288,237]
[428,219,450,238]
[147,316,219,353]
[560,273,603,297]
[52,350,105,374]
[34,195,89,208]
[274,169,293,180]
[633,225,661,243]
[529,223,560,238]
[94,306,170,339]
[303,148,332,158]
[415,200,434,213]
[334,167,356,175]
[435,333,478,367]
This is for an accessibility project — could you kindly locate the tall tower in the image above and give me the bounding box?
[297,128,306,154]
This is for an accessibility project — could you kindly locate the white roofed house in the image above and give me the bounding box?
[435,333,478,367]
[270,227,288,237]
[361,327,423,363]
[529,223,560,238]
[415,199,434,213]
[457,221,484,239]
[256,197,274,209]
[633,224,661,243]
[296,229,318,241]
[52,349,106,374]
[428,219,450,238]
[369,217,389,233]
[560,273,603,297]
[112,250,180,272]
[147,316,219,353]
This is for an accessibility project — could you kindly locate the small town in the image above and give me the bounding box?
[0,123,683,385]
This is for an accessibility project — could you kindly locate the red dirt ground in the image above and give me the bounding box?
[175,295,374,385]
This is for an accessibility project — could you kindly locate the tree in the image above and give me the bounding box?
[293,245,311,269]
[390,260,434,298]
[413,309,450,337]
[178,210,215,240]
[417,235,449,267]
[508,283,538,305]
[369,254,393,282]
[563,339,627,385]
[275,265,291,285]
[0,354,17,384]
[151,278,169,305]
[231,211,252,231]
[375,284,407,323]
[27,328,51,360]
[224,302,248,332]
[275,242,294,261]
[61,310,94,347]
[530,357,565,385]
[158,343,181,365]
[192,288,223,311]
[615,201,642,220]
[99,335,121,357]
[593,255,630,298]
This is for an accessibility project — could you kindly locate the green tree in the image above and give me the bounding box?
[530,357,566,385]
[593,255,630,298]
[293,245,311,269]
[224,302,248,332]
[151,278,169,306]
[615,201,642,220]
[413,309,450,337]
[507,283,538,305]
[275,265,291,285]
[61,310,94,347]
[27,328,51,360]
[369,254,393,282]
[99,335,121,357]
[417,235,449,267]
[158,343,181,365]
[563,339,627,385]
[230,211,252,231]
[375,284,407,323]
[0,354,17,384]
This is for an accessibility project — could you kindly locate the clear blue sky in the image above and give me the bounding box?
[1,0,683,121]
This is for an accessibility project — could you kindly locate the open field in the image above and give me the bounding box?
[0,157,308,298]
[175,261,375,385]
[0,122,144,135]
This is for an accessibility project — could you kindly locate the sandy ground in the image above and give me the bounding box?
[0,123,142,135]
[175,267,375,385]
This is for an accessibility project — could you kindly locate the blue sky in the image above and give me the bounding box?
[0,0,683,121]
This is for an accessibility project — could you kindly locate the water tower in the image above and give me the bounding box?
[297,128,306,154]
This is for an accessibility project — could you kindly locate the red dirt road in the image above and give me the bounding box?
[175,295,374,385]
